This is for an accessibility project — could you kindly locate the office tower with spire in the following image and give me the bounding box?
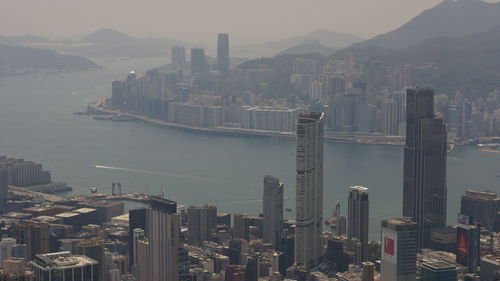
[402,87,447,249]
[295,112,324,268]
[146,196,179,281]
[381,218,418,281]
[217,33,229,73]
[263,175,284,250]
[187,205,217,246]
[348,186,369,262]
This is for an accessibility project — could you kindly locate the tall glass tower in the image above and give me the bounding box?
[217,33,229,73]
[403,87,447,249]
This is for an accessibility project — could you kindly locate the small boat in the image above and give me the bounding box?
[90,163,97,168]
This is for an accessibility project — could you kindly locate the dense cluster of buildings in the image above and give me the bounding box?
[107,33,500,142]
[292,55,500,139]
[2,77,500,280]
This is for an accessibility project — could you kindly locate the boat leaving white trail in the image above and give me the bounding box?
[92,164,166,176]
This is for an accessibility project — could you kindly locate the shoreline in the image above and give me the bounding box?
[85,102,406,147]
[83,100,488,151]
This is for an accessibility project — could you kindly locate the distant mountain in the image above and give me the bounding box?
[83,28,133,44]
[0,35,52,45]
[248,29,364,50]
[80,28,186,57]
[332,25,500,96]
[0,43,100,75]
[237,53,326,98]
[355,0,500,49]
[277,41,336,56]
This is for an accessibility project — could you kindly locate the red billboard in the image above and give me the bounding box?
[456,226,469,265]
[384,237,395,255]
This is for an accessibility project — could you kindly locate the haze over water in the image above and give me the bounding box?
[0,58,499,240]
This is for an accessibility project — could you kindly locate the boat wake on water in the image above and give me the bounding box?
[90,163,240,184]
[91,164,166,176]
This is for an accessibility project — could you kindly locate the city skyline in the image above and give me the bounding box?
[0,1,500,279]
[3,0,500,45]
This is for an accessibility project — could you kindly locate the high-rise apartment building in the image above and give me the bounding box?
[190,48,206,75]
[217,33,229,73]
[348,186,369,262]
[380,218,417,281]
[0,156,51,187]
[187,205,217,246]
[295,112,324,268]
[403,87,447,248]
[262,175,284,250]
[146,196,179,281]
[171,46,186,70]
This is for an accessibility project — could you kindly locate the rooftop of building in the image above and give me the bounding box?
[383,217,415,225]
[350,185,368,193]
[3,212,32,219]
[55,212,80,218]
[464,189,498,200]
[74,208,97,214]
[32,216,60,223]
[482,255,500,265]
[422,261,456,270]
[32,251,97,269]
[111,213,129,223]
[298,112,324,123]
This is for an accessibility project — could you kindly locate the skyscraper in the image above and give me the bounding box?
[456,216,480,273]
[171,46,186,70]
[263,175,284,250]
[295,112,324,268]
[146,196,179,281]
[190,48,206,75]
[187,205,217,246]
[380,218,417,281]
[0,165,7,212]
[217,33,229,73]
[348,186,369,262]
[403,87,447,248]
[77,238,105,281]
[128,208,146,266]
[460,189,500,231]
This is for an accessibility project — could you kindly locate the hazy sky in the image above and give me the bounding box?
[1,0,499,45]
